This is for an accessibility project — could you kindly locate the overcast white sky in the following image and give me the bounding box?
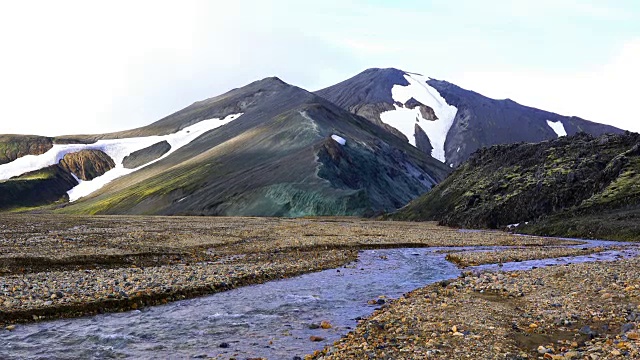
[0,0,638,136]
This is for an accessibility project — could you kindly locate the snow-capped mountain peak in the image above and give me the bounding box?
[380,73,458,163]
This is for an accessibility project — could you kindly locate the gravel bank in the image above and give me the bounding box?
[444,246,609,268]
[0,215,582,326]
[311,253,640,359]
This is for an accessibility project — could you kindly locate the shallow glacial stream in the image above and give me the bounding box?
[1,240,637,360]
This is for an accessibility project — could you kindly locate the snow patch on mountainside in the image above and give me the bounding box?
[0,113,243,201]
[546,120,567,137]
[379,73,457,163]
[331,134,346,145]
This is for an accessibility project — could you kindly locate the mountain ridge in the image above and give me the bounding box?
[317,67,624,167]
[0,69,628,217]
[0,75,450,215]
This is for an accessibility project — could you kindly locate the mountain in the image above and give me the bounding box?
[0,77,451,216]
[317,68,624,167]
[392,131,640,241]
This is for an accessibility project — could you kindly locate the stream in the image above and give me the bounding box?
[1,239,637,359]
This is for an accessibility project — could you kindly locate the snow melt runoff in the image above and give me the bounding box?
[379,73,458,163]
[0,113,244,201]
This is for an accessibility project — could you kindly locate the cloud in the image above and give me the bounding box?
[0,1,362,136]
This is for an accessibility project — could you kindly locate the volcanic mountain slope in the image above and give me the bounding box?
[317,68,624,167]
[392,131,640,241]
[0,77,451,216]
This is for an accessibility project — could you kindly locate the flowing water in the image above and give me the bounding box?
[1,240,637,359]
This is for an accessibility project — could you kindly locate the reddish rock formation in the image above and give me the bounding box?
[59,150,115,181]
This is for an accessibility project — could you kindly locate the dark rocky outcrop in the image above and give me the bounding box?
[414,124,433,156]
[122,141,171,169]
[392,132,640,241]
[0,165,78,210]
[0,135,53,165]
[59,150,115,181]
[404,98,437,120]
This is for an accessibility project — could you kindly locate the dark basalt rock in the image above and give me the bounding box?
[59,150,116,181]
[392,131,640,241]
[122,141,171,169]
[414,124,433,156]
[404,97,437,120]
[0,165,78,210]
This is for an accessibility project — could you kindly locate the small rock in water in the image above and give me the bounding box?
[219,342,229,348]
[309,336,325,342]
[320,320,332,329]
[309,323,321,329]
[6,325,16,331]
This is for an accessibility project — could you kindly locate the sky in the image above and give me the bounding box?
[0,0,639,136]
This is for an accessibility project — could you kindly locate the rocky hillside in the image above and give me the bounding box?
[0,165,78,211]
[0,135,53,165]
[392,132,640,241]
[0,77,450,216]
[318,68,623,168]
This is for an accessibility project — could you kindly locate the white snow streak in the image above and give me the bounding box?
[379,73,458,163]
[331,134,346,145]
[546,120,567,137]
[0,113,243,201]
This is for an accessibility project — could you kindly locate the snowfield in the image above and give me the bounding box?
[546,120,567,137]
[0,113,243,201]
[380,73,458,163]
[331,134,347,145]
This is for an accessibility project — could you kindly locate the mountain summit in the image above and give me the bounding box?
[0,76,450,215]
[317,68,623,167]
[0,68,626,215]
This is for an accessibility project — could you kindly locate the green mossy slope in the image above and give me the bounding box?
[392,132,640,241]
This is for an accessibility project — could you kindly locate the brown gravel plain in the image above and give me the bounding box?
[0,214,575,326]
[1,214,638,359]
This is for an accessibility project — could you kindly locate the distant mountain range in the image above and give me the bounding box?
[0,68,626,216]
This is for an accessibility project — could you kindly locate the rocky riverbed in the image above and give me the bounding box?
[1,214,638,359]
[444,246,610,268]
[0,214,579,326]
[311,250,640,359]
